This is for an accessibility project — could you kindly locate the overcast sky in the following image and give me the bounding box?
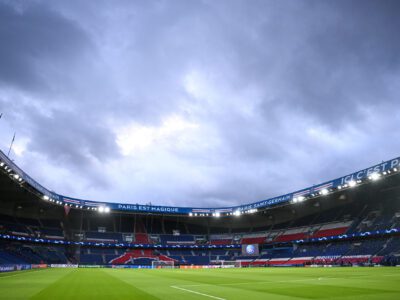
[0,0,399,207]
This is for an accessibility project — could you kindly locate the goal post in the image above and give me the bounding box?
[152,260,175,269]
[220,260,242,268]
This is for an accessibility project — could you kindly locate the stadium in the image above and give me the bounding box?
[1,0,400,299]
[1,148,400,299]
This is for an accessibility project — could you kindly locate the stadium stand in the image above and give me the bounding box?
[1,151,400,267]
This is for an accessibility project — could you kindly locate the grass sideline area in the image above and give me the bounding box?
[0,267,399,299]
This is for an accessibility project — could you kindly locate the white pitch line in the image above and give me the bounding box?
[0,271,38,279]
[177,277,329,288]
[171,285,226,300]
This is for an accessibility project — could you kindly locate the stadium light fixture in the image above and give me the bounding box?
[104,207,110,213]
[13,174,19,180]
[188,213,193,217]
[215,212,221,218]
[0,162,4,167]
[298,196,305,202]
[98,206,105,213]
[320,189,329,195]
[234,210,241,217]
[43,195,49,201]
[348,180,357,187]
[369,173,381,181]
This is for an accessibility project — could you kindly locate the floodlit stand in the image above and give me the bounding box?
[152,260,175,269]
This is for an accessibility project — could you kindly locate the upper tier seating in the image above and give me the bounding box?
[274,227,311,243]
[241,236,266,244]
[210,239,233,245]
[310,221,352,238]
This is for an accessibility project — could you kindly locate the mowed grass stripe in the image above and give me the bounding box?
[0,268,74,300]
[170,268,400,300]
[207,279,395,300]
[30,268,158,300]
[0,269,44,279]
[0,267,399,300]
[102,267,400,300]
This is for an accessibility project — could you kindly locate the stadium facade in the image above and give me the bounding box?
[1,149,400,269]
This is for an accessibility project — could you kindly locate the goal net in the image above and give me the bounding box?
[152,260,175,269]
[220,260,242,268]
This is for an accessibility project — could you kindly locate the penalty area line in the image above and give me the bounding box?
[171,285,226,300]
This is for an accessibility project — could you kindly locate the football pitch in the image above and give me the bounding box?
[0,267,399,300]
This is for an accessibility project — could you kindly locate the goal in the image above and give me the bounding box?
[220,260,242,268]
[152,260,175,269]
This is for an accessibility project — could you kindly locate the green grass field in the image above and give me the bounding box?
[0,267,399,299]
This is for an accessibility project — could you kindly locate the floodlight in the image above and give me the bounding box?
[215,212,221,217]
[348,180,357,187]
[298,196,305,202]
[43,195,49,201]
[104,207,111,213]
[369,173,381,181]
[189,213,193,217]
[320,189,329,195]
[98,206,105,213]
[234,210,241,216]
[13,174,19,179]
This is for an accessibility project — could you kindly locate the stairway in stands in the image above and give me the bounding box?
[134,217,151,244]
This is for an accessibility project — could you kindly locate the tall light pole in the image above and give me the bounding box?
[1,113,16,158]
[7,133,15,157]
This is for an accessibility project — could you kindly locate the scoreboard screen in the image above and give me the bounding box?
[242,244,259,256]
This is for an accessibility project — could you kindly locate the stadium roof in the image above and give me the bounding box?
[1,149,399,217]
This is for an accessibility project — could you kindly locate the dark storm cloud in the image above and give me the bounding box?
[0,0,120,192]
[205,0,400,127]
[0,1,92,92]
[0,0,399,207]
